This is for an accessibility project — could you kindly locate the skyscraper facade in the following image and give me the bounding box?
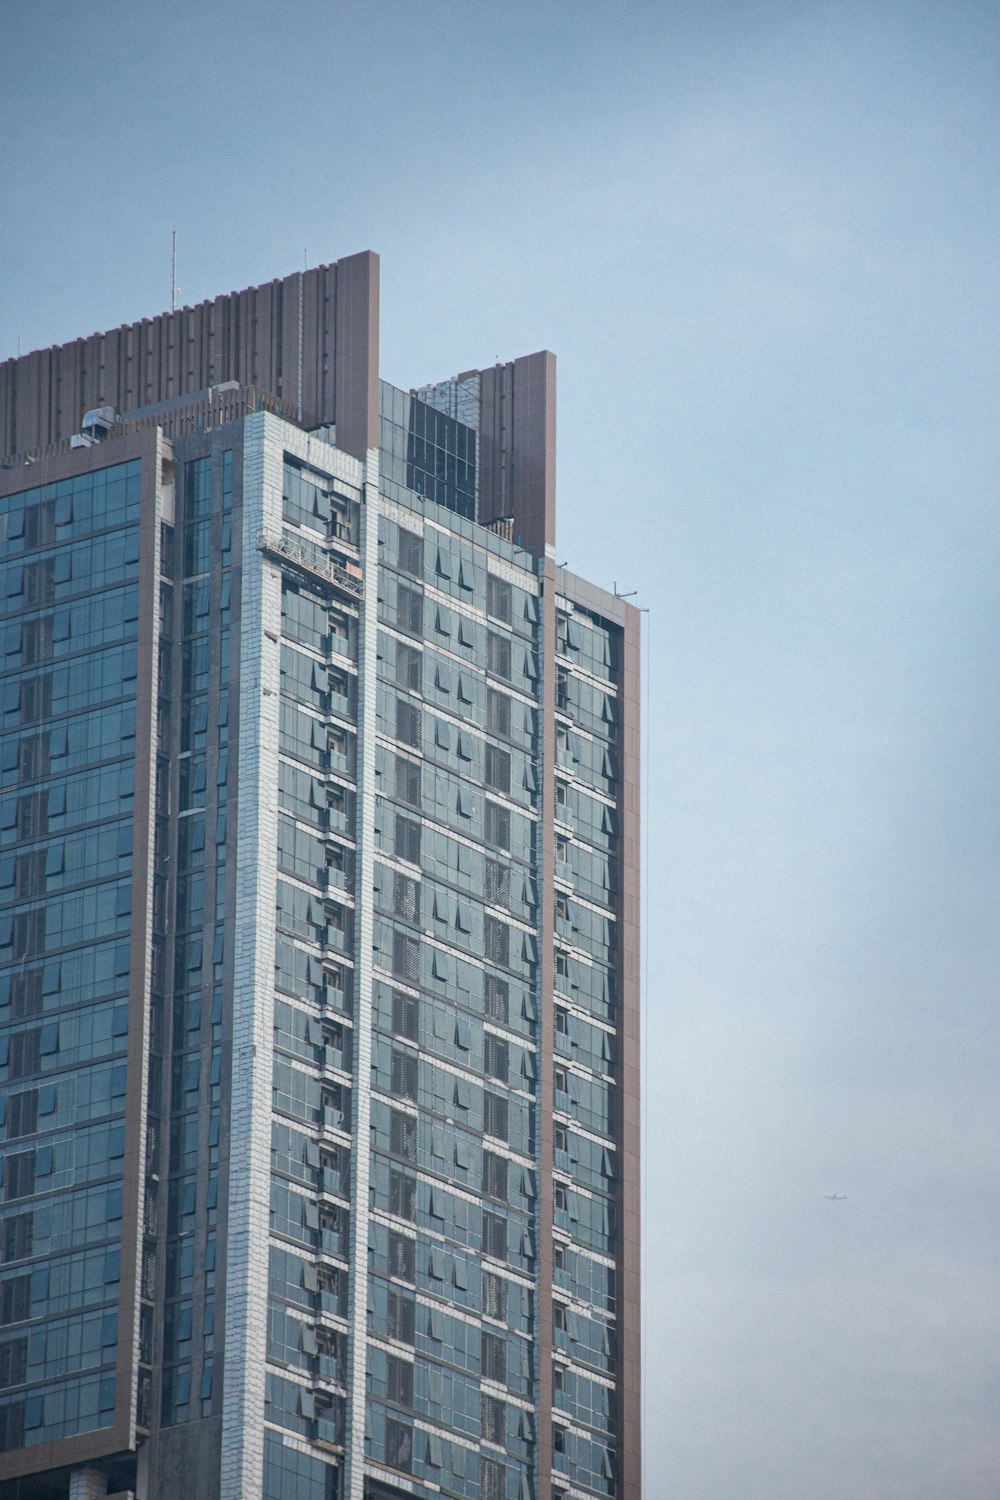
[0,253,641,1500]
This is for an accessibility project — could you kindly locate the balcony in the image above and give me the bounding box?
[320,1224,348,1258]
[322,983,347,1011]
[319,1165,347,1198]
[319,1288,344,1319]
[315,1415,342,1450]
[258,529,364,600]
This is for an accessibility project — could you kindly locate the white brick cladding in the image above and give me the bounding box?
[344,453,380,1499]
[68,1469,109,1500]
[220,413,284,1499]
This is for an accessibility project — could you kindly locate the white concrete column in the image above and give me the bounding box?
[69,1470,107,1500]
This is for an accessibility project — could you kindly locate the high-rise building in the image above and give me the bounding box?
[0,252,641,1500]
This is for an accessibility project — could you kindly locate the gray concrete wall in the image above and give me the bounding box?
[136,1415,222,1500]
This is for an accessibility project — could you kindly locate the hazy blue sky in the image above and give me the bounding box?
[3,2,998,1495]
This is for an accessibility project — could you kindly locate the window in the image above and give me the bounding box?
[482,1151,508,1202]
[482,1270,507,1322]
[2,1215,32,1263]
[317,1266,339,1300]
[390,1051,418,1102]
[392,871,419,922]
[389,1110,417,1163]
[481,1391,505,1444]
[9,974,42,1022]
[388,1231,415,1282]
[484,802,510,852]
[24,501,56,549]
[482,1210,507,1261]
[396,584,423,635]
[485,859,510,909]
[387,1355,413,1408]
[484,975,509,1023]
[0,1277,30,1326]
[484,917,510,967]
[397,528,423,577]
[321,1082,346,1128]
[480,1456,505,1500]
[392,931,419,983]
[487,688,511,737]
[0,1335,27,1391]
[486,575,512,623]
[23,557,55,607]
[484,1034,509,1083]
[487,633,511,680]
[0,1401,24,1453]
[484,1092,509,1142]
[15,734,46,783]
[484,745,511,795]
[387,1292,415,1345]
[21,617,52,666]
[5,1153,35,1202]
[389,1172,415,1221]
[481,1329,506,1383]
[385,1414,413,1471]
[394,757,421,809]
[13,851,43,901]
[391,989,419,1042]
[20,676,53,725]
[6,1092,37,1140]
[395,641,421,690]
[395,698,421,748]
[329,668,349,705]
[394,814,421,866]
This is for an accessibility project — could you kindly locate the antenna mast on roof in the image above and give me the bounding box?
[171,230,178,312]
